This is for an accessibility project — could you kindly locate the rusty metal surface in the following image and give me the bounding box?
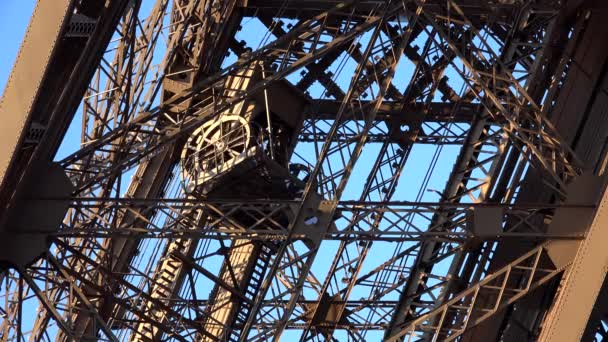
[0,1,607,341]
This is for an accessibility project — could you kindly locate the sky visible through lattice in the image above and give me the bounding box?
[0,1,495,340]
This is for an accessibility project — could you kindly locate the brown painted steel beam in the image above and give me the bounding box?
[311,100,484,122]
[538,182,608,341]
[0,0,71,198]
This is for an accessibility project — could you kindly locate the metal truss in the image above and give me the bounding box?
[382,2,574,338]
[0,1,603,342]
[416,0,581,191]
[52,199,584,241]
[60,1,400,194]
[386,242,569,341]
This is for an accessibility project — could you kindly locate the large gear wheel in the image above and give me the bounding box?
[181,115,252,191]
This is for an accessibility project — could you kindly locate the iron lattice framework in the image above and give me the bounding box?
[1,0,607,341]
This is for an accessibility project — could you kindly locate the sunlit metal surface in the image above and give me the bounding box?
[1,1,607,341]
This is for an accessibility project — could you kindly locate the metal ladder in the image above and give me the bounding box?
[227,243,275,341]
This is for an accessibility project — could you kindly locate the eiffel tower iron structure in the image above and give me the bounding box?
[1,0,608,341]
